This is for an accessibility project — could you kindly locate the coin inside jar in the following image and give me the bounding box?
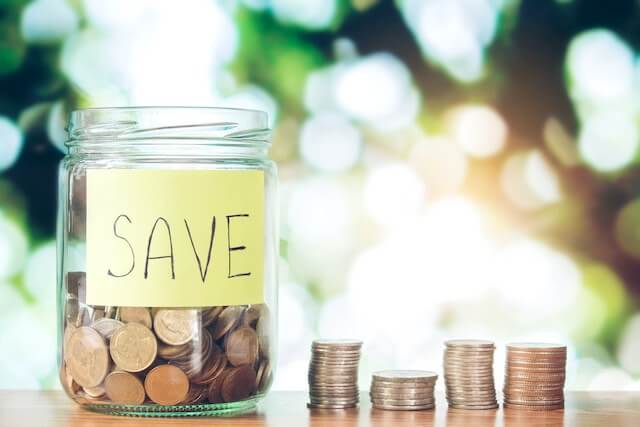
[221,366,257,402]
[225,326,259,367]
[104,371,146,405]
[211,306,244,340]
[90,318,124,340]
[154,309,198,345]
[144,364,190,406]
[109,322,157,372]
[119,307,153,329]
[66,326,110,388]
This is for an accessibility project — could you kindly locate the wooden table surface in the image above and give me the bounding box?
[1,391,639,426]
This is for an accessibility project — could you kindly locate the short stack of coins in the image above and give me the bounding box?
[503,343,566,410]
[61,273,272,411]
[443,339,498,410]
[307,339,362,409]
[370,370,437,411]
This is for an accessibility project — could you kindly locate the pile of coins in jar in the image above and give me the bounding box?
[61,272,272,408]
[306,339,566,412]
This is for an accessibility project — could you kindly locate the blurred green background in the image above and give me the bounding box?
[0,0,639,391]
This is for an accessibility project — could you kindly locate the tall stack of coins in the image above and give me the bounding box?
[503,343,566,410]
[307,339,362,409]
[443,340,498,410]
[60,281,273,411]
[370,370,437,411]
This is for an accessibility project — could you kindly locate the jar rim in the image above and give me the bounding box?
[66,106,271,148]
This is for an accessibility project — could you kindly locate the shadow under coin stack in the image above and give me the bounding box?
[307,339,362,409]
[503,343,566,410]
[369,370,437,411]
[444,340,498,410]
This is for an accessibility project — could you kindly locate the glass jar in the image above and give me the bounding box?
[57,107,278,416]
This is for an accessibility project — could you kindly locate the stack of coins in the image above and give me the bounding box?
[61,277,273,411]
[503,343,566,410]
[370,370,437,411]
[443,339,498,410]
[307,339,362,409]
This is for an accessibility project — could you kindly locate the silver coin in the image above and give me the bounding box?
[372,403,435,411]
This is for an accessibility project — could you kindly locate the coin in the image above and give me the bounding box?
[207,369,230,404]
[225,326,259,367]
[211,306,244,340]
[312,339,362,349]
[372,397,434,405]
[448,403,499,410]
[119,307,153,329]
[82,385,105,398]
[154,309,198,345]
[104,371,146,405]
[144,364,190,405]
[372,370,438,382]
[110,322,157,372]
[67,326,110,388]
[91,318,124,340]
[372,403,435,411]
[504,402,564,410]
[222,366,257,402]
[307,402,357,409]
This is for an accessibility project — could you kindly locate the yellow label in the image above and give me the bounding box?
[86,169,264,307]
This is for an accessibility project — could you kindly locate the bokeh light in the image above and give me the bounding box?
[409,136,468,196]
[299,112,362,173]
[614,199,640,259]
[335,53,419,130]
[578,112,639,172]
[566,29,635,105]
[363,163,425,227]
[501,149,562,210]
[270,0,338,30]
[21,0,78,44]
[448,105,507,157]
[400,0,503,82]
[0,116,23,171]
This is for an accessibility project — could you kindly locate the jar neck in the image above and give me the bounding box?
[67,139,270,160]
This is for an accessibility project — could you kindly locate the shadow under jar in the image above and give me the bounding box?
[57,107,278,417]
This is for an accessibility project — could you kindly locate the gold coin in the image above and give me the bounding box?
[257,360,271,391]
[256,305,271,358]
[202,306,224,328]
[225,326,259,367]
[208,369,233,403]
[104,371,146,405]
[119,307,152,329]
[60,363,81,395]
[221,365,257,402]
[82,385,106,398]
[67,326,110,388]
[109,322,157,372]
[90,318,124,340]
[211,306,244,340]
[144,364,190,405]
[154,309,198,345]
[242,305,261,327]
